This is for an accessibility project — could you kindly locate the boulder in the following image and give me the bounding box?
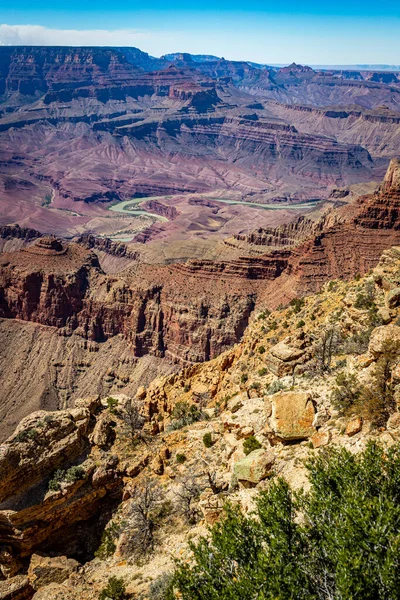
[90,413,115,448]
[387,287,400,309]
[269,391,316,441]
[233,449,275,484]
[240,426,255,439]
[387,412,400,432]
[266,341,306,376]
[136,386,147,400]
[368,325,400,358]
[125,454,150,478]
[377,306,392,325]
[223,433,240,460]
[221,398,266,434]
[346,417,363,437]
[151,454,164,475]
[227,393,246,413]
[311,430,331,448]
[0,576,33,600]
[28,554,79,590]
[270,342,305,362]
[74,395,100,413]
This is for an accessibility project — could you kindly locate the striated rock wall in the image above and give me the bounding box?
[0,237,260,363]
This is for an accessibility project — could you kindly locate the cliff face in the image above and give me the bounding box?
[257,169,400,304]
[0,398,123,581]
[0,46,213,104]
[0,237,260,363]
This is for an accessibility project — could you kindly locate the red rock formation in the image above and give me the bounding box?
[0,237,259,363]
[259,163,400,303]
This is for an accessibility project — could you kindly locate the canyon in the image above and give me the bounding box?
[1,45,400,599]
[1,158,399,442]
[1,46,399,251]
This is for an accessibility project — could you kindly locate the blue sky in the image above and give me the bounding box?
[1,0,399,64]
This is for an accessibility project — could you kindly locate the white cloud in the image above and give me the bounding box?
[0,24,149,48]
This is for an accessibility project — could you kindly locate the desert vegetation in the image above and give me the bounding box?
[169,442,400,599]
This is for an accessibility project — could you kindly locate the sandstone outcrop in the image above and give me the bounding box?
[233,449,275,485]
[0,407,91,503]
[266,338,309,376]
[383,158,400,193]
[28,554,80,590]
[0,401,123,577]
[368,324,400,358]
[269,391,316,441]
[0,575,33,600]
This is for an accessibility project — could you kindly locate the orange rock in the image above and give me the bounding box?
[346,417,363,437]
[311,430,331,448]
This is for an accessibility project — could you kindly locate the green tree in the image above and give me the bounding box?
[170,442,400,599]
[99,576,126,600]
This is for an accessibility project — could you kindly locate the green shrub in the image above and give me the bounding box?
[170,442,400,599]
[48,465,85,492]
[354,292,375,310]
[202,432,214,448]
[356,339,399,426]
[106,397,119,415]
[48,469,65,492]
[331,372,361,415]
[64,465,85,483]
[340,328,373,355]
[99,576,126,600]
[266,379,285,395]
[289,297,305,314]
[176,453,187,464]
[258,367,267,376]
[14,428,38,443]
[257,310,270,320]
[183,384,191,393]
[258,346,266,354]
[95,522,120,559]
[149,573,174,600]
[333,341,399,426]
[243,436,262,455]
[42,194,52,207]
[296,319,305,328]
[169,401,203,430]
[240,374,248,384]
[327,280,336,291]
[269,320,278,331]
[249,381,261,391]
